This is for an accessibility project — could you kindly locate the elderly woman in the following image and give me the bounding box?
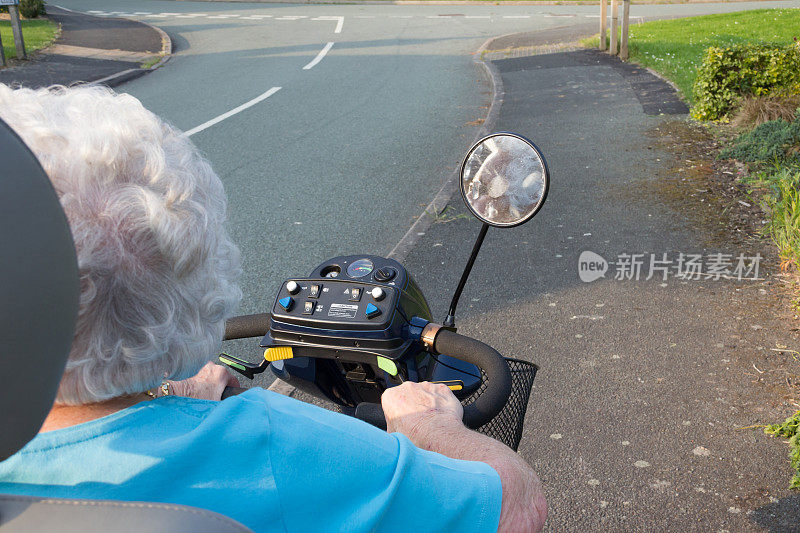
[0,85,546,533]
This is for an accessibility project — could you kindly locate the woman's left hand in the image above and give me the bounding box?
[167,362,240,401]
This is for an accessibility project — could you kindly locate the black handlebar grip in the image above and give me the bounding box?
[221,386,248,400]
[433,329,512,428]
[354,330,512,431]
[354,403,388,431]
[224,313,270,340]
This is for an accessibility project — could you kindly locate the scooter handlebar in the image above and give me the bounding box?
[356,329,512,430]
[224,313,270,340]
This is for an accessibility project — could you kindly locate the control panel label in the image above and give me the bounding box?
[328,303,359,319]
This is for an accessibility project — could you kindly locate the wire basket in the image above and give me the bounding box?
[462,358,538,451]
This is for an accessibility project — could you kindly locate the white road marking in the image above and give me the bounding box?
[275,15,307,20]
[303,42,334,70]
[427,15,451,18]
[133,11,152,15]
[312,16,344,33]
[184,87,281,137]
[87,10,104,13]
[464,15,490,19]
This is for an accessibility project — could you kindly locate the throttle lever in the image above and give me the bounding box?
[218,352,268,380]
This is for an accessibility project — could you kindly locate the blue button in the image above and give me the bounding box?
[365,303,381,319]
[278,296,293,311]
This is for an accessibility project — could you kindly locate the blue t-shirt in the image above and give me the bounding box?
[0,389,501,532]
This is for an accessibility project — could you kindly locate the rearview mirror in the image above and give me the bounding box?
[460,133,549,227]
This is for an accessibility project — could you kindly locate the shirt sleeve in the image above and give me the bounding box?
[258,389,502,533]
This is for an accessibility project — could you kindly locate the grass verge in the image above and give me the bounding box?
[581,8,800,104]
[720,114,800,490]
[1,17,58,62]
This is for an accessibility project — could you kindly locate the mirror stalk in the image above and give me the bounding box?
[444,223,489,327]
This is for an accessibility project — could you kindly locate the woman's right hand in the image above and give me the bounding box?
[381,382,464,440]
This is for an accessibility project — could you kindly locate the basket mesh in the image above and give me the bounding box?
[461,358,538,451]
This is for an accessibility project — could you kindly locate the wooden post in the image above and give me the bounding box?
[599,0,607,51]
[620,0,630,60]
[8,4,26,61]
[609,0,619,55]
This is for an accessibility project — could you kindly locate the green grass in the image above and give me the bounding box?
[582,8,800,104]
[140,54,163,69]
[766,409,800,490]
[1,17,58,62]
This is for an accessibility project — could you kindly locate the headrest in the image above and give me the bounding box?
[0,117,79,461]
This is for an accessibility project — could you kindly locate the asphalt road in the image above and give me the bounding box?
[50,1,800,530]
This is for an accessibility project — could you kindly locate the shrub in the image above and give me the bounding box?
[733,95,800,128]
[720,111,800,166]
[692,43,800,122]
[768,170,800,268]
[19,0,45,18]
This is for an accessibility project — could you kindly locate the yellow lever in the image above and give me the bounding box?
[264,346,293,362]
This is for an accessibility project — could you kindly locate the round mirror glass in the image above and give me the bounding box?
[460,133,549,227]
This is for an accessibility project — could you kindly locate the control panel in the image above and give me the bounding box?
[271,278,398,330]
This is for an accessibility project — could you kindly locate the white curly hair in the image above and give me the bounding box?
[0,84,242,405]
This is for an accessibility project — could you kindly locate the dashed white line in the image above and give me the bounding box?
[275,15,307,20]
[464,15,490,19]
[312,16,344,33]
[303,42,334,70]
[185,87,282,138]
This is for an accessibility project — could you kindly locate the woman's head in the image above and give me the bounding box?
[0,84,242,405]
